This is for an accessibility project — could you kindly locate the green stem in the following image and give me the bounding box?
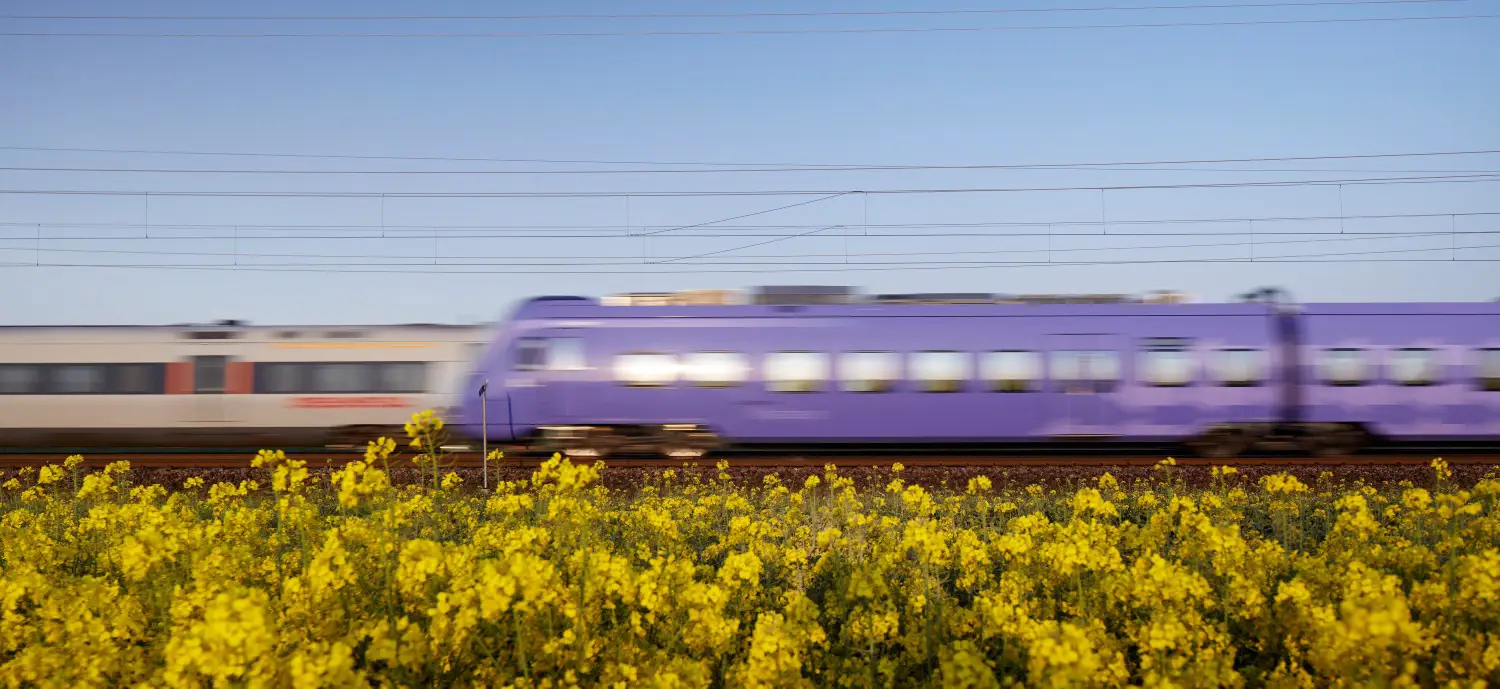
[514,615,532,680]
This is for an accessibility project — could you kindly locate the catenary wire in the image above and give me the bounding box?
[5,209,1497,235]
[3,144,1497,170]
[14,230,1500,241]
[633,193,854,237]
[6,164,1500,175]
[4,243,1498,274]
[6,12,1497,37]
[2,173,1498,199]
[13,231,1500,241]
[2,230,1484,263]
[3,0,1473,21]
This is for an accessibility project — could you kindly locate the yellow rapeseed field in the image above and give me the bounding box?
[2,411,1499,688]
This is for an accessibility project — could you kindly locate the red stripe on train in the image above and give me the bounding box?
[164,362,193,395]
[287,396,412,409]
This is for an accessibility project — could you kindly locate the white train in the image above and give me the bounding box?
[0,320,492,449]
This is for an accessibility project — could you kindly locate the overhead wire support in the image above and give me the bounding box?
[1339,184,1347,233]
[1101,189,1108,236]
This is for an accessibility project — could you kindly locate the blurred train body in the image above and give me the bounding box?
[4,288,1496,458]
[452,288,1500,458]
[0,322,490,449]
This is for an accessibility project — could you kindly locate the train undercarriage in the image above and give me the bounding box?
[513,421,1382,461]
[0,421,1446,462]
[531,424,722,460]
[1184,422,1372,459]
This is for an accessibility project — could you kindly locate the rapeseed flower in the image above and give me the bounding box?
[0,439,1494,686]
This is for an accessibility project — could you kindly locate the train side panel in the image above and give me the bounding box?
[488,303,1281,444]
[0,332,180,442]
[234,336,480,437]
[0,324,489,448]
[1298,304,1500,440]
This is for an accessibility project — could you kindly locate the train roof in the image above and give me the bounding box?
[505,288,1500,321]
[510,296,1262,320]
[1298,303,1500,316]
[0,322,490,331]
[0,322,495,343]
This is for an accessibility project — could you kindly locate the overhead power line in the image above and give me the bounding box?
[4,144,1496,170]
[5,12,1497,37]
[5,243,1498,274]
[0,0,1471,21]
[634,193,854,237]
[1,173,1496,199]
[14,230,1499,241]
[5,209,1496,236]
[657,224,850,263]
[4,230,1487,264]
[6,164,1500,176]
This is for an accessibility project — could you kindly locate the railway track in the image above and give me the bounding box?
[3,450,1497,469]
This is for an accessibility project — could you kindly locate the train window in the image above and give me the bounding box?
[839,351,899,393]
[548,338,587,371]
[194,356,228,394]
[514,338,547,371]
[1214,348,1266,387]
[251,362,423,394]
[256,363,305,394]
[1479,348,1500,391]
[911,351,971,393]
[982,351,1040,392]
[684,352,749,388]
[53,364,106,394]
[314,363,370,393]
[1390,348,1439,387]
[1140,347,1197,387]
[1050,351,1120,392]
[765,351,828,393]
[380,362,428,393]
[107,364,165,395]
[1320,348,1368,386]
[0,365,42,394]
[615,353,677,387]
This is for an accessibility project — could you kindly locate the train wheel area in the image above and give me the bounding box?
[1181,423,1377,459]
[527,424,723,461]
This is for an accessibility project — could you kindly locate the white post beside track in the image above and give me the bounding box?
[480,380,489,490]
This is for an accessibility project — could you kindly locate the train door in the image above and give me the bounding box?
[537,330,587,422]
[501,337,545,437]
[506,331,588,430]
[1046,335,1125,437]
[191,355,230,423]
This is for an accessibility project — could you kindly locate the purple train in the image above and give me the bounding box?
[452,287,1500,459]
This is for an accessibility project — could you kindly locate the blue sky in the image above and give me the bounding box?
[1,0,1497,325]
